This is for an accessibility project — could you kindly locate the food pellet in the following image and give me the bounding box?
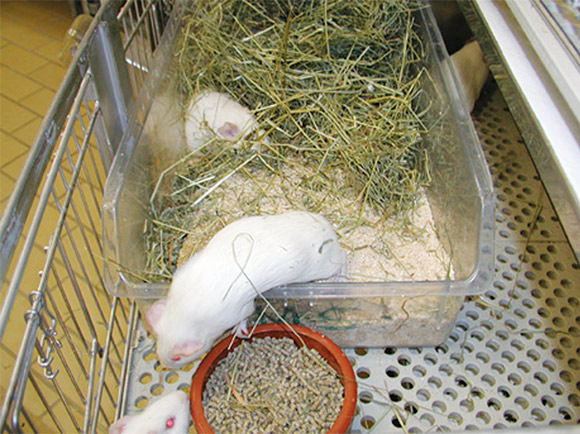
[203,337,344,433]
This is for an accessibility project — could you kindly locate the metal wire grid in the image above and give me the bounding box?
[344,85,580,432]
[120,83,580,433]
[0,65,130,434]
[118,0,173,99]
[0,1,177,432]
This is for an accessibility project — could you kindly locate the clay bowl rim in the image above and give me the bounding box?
[190,323,357,433]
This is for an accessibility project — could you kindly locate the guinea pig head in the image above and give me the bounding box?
[145,298,213,369]
[108,390,190,434]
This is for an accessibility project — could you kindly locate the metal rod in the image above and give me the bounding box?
[46,264,90,373]
[88,4,135,155]
[89,296,122,433]
[0,75,99,430]
[0,74,93,340]
[1,2,181,431]
[0,0,122,287]
[120,0,156,52]
[1,309,40,431]
[83,339,100,434]
[114,301,139,421]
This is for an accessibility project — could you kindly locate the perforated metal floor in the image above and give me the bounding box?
[125,83,580,432]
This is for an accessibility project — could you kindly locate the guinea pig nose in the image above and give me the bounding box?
[172,356,181,361]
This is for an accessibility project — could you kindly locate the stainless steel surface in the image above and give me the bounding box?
[87,6,134,170]
[347,84,580,432]
[538,0,580,58]
[123,83,580,433]
[459,0,580,264]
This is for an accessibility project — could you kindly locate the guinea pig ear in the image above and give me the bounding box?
[108,415,133,434]
[217,122,240,140]
[172,340,203,359]
[145,299,167,336]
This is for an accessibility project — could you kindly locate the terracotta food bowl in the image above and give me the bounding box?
[190,323,357,433]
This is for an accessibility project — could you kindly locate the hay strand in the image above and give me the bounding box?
[145,0,436,281]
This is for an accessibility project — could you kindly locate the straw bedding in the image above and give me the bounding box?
[144,0,453,283]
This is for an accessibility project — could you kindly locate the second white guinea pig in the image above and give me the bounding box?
[451,39,489,113]
[184,91,261,151]
[145,211,346,369]
[108,390,190,434]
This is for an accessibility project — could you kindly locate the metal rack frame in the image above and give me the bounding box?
[0,1,179,431]
[458,0,580,264]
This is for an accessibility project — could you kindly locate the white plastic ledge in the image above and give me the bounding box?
[472,0,580,260]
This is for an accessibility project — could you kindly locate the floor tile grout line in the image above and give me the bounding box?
[0,93,40,117]
[0,126,35,147]
[1,6,73,22]
[0,45,53,74]
[0,151,31,172]
[0,10,71,38]
[0,2,73,20]
[0,167,20,184]
[1,63,67,96]
[2,38,69,66]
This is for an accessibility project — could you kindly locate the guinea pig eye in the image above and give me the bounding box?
[166,417,175,428]
[172,356,181,362]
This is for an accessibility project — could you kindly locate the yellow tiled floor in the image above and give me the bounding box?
[1,3,83,431]
[0,0,73,212]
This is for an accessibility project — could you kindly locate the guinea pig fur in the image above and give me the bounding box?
[184,91,261,151]
[450,39,489,113]
[108,390,190,434]
[145,211,346,369]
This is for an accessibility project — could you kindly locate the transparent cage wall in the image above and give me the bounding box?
[102,2,495,349]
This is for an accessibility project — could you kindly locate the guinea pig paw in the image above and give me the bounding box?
[232,320,250,338]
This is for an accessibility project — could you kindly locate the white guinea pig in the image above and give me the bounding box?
[108,390,190,434]
[145,211,346,369]
[451,39,489,113]
[184,91,261,151]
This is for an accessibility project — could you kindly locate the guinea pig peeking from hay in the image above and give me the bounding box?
[145,211,346,370]
[184,90,265,151]
[108,390,190,434]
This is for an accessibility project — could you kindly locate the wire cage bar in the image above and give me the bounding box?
[0,1,180,432]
